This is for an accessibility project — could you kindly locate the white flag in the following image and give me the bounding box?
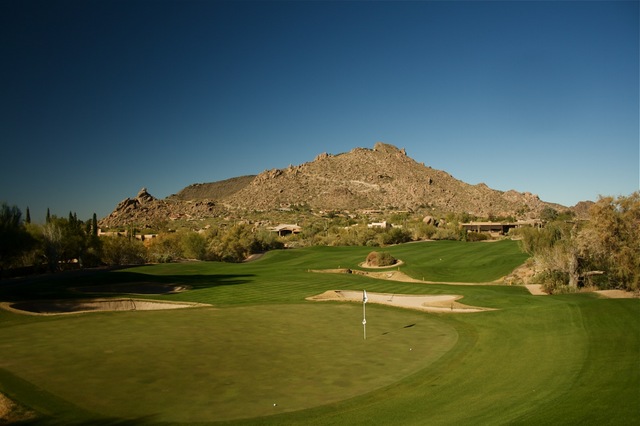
[363,290,368,304]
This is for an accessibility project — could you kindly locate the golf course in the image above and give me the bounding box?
[1,240,638,424]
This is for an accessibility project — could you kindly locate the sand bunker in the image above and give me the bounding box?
[307,290,494,313]
[594,289,639,299]
[1,298,209,316]
[359,259,405,269]
[524,284,547,295]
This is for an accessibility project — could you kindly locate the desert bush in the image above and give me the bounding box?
[465,231,489,242]
[207,224,253,262]
[366,251,397,267]
[147,233,182,263]
[577,192,640,291]
[412,222,437,240]
[377,227,412,246]
[533,269,569,288]
[207,224,284,262]
[253,228,285,252]
[101,237,146,266]
[181,231,208,260]
[432,227,459,241]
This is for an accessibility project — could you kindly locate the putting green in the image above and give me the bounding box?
[0,303,457,423]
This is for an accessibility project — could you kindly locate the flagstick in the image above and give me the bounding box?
[362,302,366,340]
[362,289,367,340]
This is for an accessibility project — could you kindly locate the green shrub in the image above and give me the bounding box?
[181,231,208,260]
[100,237,146,266]
[148,234,182,263]
[432,227,459,241]
[465,231,489,242]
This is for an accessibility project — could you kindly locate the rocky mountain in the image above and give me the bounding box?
[168,175,256,201]
[100,142,567,227]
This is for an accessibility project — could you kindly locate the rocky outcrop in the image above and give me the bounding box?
[100,187,220,228]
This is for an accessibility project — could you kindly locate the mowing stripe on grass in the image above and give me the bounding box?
[1,241,637,425]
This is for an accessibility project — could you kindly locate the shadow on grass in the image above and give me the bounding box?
[0,269,254,302]
[87,271,255,290]
[11,414,165,426]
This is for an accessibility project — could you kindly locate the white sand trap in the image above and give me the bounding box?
[594,290,639,299]
[307,290,494,313]
[1,298,210,316]
[525,284,548,295]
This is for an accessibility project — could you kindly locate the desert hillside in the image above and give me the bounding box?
[100,142,565,227]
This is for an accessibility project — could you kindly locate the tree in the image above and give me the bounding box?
[181,231,207,260]
[92,213,98,237]
[41,220,63,272]
[377,227,412,246]
[540,207,558,222]
[514,219,578,290]
[206,224,283,262]
[101,236,146,265]
[577,193,640,291]
[36,213,99,270]
[147,232,182,263]
[208,224,254,262]
[0,203,35,273]
[518,192,639,293]
[59,212,88,267]
[25,207,31,224]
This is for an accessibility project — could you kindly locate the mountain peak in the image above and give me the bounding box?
[100,142,567,227]
[136,187,155,203]
[373,142,406,156]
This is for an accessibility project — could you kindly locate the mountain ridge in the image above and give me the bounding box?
[99,142,569,227]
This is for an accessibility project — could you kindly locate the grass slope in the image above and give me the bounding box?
[0,240,637,424]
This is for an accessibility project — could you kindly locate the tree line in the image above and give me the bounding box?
[0,206,289,274]
[514,192,639,293]
[0,206,102,276]
[2,192,638,293]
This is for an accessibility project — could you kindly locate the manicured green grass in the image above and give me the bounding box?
[388,240,530,282]
[0,240,637,424]
[0,304,457,423]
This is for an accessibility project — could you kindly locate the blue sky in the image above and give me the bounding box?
[2,0,638,222]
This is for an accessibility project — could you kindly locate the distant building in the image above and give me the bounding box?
[460,220,542,236]
[368,220,391,229]
[270,224,302,236]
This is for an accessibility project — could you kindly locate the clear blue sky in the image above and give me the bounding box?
[2,0,638,223]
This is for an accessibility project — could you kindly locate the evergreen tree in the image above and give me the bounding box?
[46,208,51,224]
[92,213,98,236]
[25,207,31,224]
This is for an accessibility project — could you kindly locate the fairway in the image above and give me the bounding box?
[0,240,638,424]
